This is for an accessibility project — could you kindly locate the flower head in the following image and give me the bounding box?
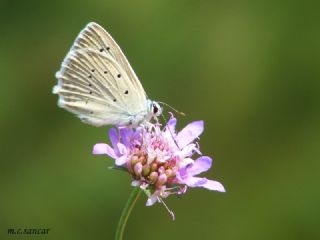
[93,115,225,219]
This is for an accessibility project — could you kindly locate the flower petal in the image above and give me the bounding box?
[115,155,127,165]
[187,156,212,176]
[146,193,159,206]
[178,158,194,168]
[119,127,133,146]
[181,176,208,187]
[201,179,226,192]
[109,128,119,151]
[182,176,225,192]
[92,143,116,158]
[131,180,140,187]
[166,116,177,134]
[176,120,204,148]
[180,143,196,158]
[117,143,127,155]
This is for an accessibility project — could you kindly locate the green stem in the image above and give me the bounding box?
[115,187,141,240]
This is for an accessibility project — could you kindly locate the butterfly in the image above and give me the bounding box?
[53,22,162,127]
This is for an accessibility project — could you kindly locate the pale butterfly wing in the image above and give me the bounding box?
[53,22,150,127]
[70,22,146,99]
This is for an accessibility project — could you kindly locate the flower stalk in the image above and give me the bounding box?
[115,187,141,240]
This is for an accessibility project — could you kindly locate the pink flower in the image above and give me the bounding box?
[93,115,225,219]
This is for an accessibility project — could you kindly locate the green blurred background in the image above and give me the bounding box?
[1,0,319,239]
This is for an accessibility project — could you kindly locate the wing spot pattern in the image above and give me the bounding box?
[54,23,149,125]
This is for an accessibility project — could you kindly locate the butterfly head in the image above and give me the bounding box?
[148,100,162,119]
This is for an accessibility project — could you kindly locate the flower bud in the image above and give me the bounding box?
[142,164,151,176]
[149,171,158,183]
[158,166,165,174]
[139,155,147,165]
[165,169,173,178]
[156,173,167,186]
[139,155,145,161]
[134,162,142,176]
[131,155,139,165]
[151,162,158,172]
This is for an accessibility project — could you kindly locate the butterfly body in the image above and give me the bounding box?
[53,22,162,127]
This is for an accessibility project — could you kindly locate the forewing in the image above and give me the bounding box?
[54,22,150,126]
[54,48,147,126]
[70,22,147,101]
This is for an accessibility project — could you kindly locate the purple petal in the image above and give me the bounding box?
[146,194,159,206]
[109,128,119,150]
[176,120,204,148]
[119,127,133,146]
[92,143,116,158]
[202,179,226,192]
[180,144,196,158]
[117,143,127,155]
[180,176,207,187]
[115,155,127,165]
[178,158,194,169]
[166,116,177,134]
[176,168,187,181]
[187,156,212,176]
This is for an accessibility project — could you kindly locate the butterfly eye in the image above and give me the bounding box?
[152,104,158,114]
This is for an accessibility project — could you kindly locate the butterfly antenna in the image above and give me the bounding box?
[158,101,186,116]
[161,112,168,124]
